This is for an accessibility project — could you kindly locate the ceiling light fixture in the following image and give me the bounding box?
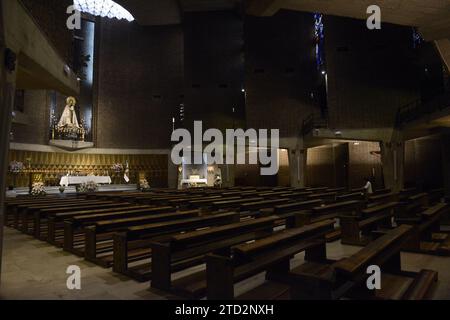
[73,0,135,22]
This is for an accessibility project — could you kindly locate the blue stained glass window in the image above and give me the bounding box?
[412,27,423,49]
[314,13,325,70]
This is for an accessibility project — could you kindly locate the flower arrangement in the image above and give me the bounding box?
[139,179,150,192]
[31,182,46,196]
[9,160,24,174]
[111,163,123,173]
[77,181,99,193]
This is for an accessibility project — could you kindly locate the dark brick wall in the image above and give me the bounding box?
[96,19,184,149]
[404,136,443,190]
[182,11,245,132]
[348,141,383,189]
[324,16,420,129]
[306,143,348,188]
[12,90,49,145]
[244,10,318,137]
[20,0,74,65]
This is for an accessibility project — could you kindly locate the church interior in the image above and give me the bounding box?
[1,0,450,302]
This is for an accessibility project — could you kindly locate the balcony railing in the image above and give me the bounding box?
[396,90,450,126]
[302,113,329,135]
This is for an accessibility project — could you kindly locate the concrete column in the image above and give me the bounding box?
[0,2,16,283]
[287,137,307,188]
[435,39,450,72]
[380,139,405,192]
[288,148,306,188]
[441,134,450,196]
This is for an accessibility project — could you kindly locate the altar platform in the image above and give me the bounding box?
[6,184,138,197]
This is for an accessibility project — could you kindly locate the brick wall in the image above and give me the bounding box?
[11,90,49,145]
[324,16,420,129]
[404,136,443,190]
[244,10,318,137]
[20,0,74,65]
[306,143,348,188]
[95,19,184,149]
[182,11,245,132]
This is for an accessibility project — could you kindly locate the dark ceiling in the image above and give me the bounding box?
[115,0,242,25]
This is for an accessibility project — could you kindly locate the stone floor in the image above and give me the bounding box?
[0,227,449,300]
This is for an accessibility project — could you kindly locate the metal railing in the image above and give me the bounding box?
[302,113,329,135]
[396,90,450,126]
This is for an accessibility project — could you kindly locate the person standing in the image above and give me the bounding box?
[363,177,374,194]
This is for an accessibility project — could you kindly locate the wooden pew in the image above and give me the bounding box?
[340,202,398,245]
[210,197,263,211]
[33,201,122,239]
[373,188,391,195]
[85,211,240,267]
[63,206,173,255]
[428,188,445,205]
[336,192,365,202]
[399,188,418,201]
[272,199,324,227]
[307,192,337,203]
[145,216,279,290]
[17,199,104,233]
[396,192,429,219]
[7,196,81,228]
[47,204,146,245]
[204,219,335,300]
[398,203,450,255]
[289,225,438,300]
[239,198,291,214]
[368,192,399,206]
[311,200,365,220]
[187,196,241,211]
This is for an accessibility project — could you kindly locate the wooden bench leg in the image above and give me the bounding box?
[63,221,75,251]
[47,217,55,243]
[340,216,361,245]
[84,226,97,261]
[151,242,172,291]
[20,210,28,232]
[13,208,20,229]
[206,254,234,300]
[266,258,290,282]
[305,241,327,262]
[290,273,333,300]
[112,232,128,274]
[34,212,41,238]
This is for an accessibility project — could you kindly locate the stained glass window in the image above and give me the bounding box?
[314,13,325,70]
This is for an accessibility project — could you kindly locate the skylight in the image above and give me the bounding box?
[74,0,135,22]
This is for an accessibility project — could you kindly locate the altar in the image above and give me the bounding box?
[60,176,112,187]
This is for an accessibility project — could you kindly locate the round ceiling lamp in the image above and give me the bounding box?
[73,0,135,22]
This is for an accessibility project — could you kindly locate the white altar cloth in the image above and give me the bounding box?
[60,176,112,187]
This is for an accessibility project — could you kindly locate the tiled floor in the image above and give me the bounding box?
[0,227,449,300]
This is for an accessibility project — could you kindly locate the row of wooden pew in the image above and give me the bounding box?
[4,185,448,300]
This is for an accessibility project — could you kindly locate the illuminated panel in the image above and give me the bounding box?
[74,0,134,21]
